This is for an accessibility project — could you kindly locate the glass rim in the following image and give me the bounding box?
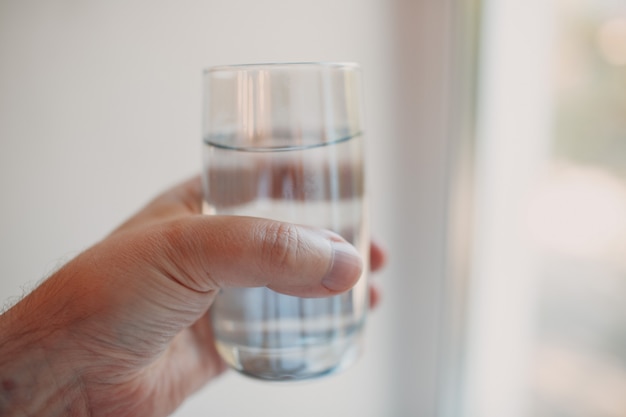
[203,61,360,74]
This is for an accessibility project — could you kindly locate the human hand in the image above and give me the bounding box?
[0,176,386,417]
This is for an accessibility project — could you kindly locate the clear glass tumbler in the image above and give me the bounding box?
[201,62,369,381]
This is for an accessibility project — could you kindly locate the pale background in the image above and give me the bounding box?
[0,1,452,415]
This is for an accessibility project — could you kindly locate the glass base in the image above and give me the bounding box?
[215,331,363,381]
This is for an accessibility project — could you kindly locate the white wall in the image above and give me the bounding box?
[0,1,452,415]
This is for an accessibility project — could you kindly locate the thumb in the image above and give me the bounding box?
[74,215,364,337]
[147,215,364,297]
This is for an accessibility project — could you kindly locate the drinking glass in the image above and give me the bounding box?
[201,62,369,381]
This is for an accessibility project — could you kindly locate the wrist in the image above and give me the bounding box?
[0,292,91,416]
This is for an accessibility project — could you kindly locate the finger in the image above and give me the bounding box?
[158,175,203,215]
[152,215,364,297]
[111,176,203,234]
[368,241,386,309]
[369,284,382,309]
[88,216,363,332]
[370,240,387,272]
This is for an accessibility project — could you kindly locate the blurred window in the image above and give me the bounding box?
[458,1,626,416]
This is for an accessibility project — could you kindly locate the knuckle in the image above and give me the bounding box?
[158,221,190,252]
[260,222,302,274]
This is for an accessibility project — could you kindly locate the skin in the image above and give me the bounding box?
[0,176,386,417]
